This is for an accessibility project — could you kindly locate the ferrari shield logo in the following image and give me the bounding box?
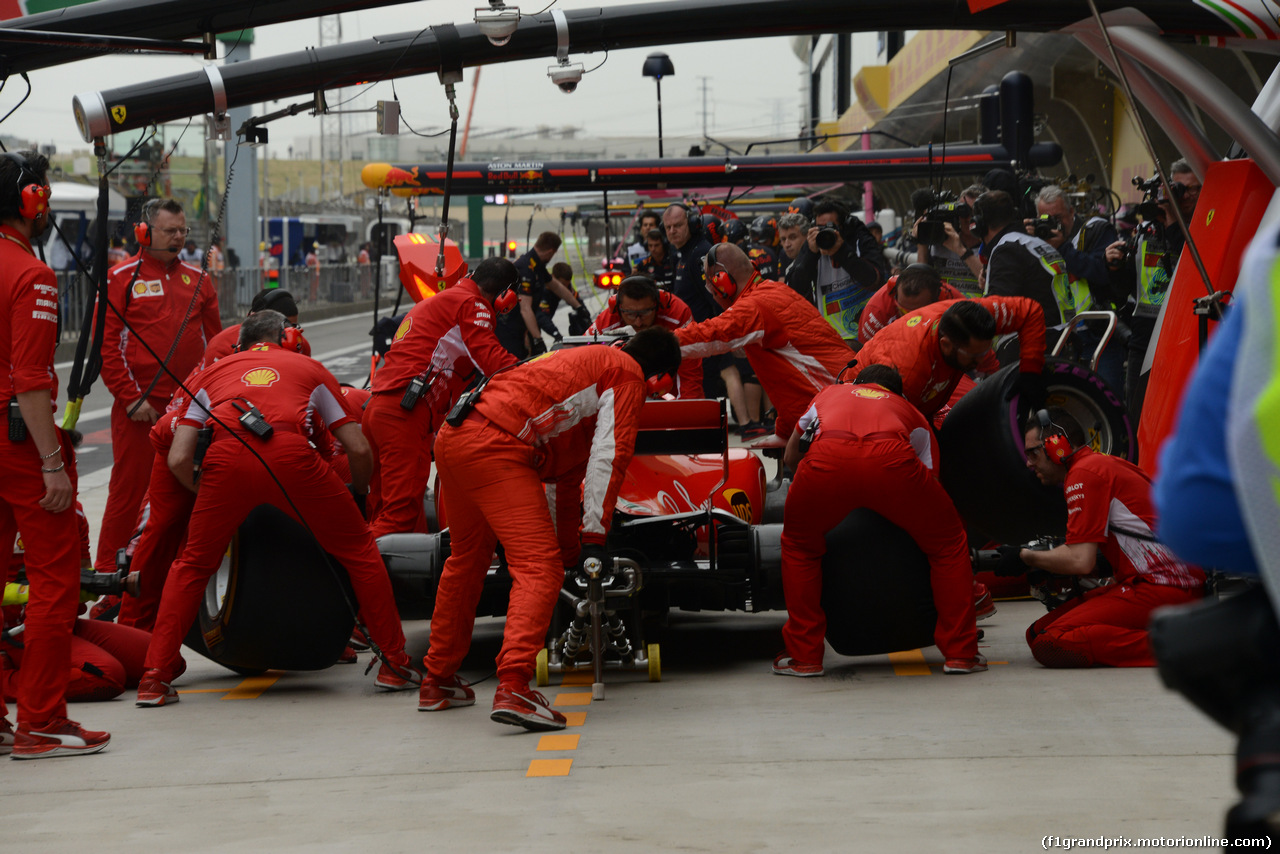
[182,274,191,285]
[111,105,127,124]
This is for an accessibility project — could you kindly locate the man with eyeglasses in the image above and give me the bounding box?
[92,198,221,614]
[857,263,964,344]
[1014,409,1204,667]
[587,275,701,399]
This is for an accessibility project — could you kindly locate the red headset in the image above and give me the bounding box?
[282,324,304,352]
[133,199,160,247]
[495,285,518,314]
[705,243,738,300]
[4,153,50,221]
[1036,409,1075,464]
[646,372,675,397]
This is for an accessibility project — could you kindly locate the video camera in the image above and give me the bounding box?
[1132,174,1164,222]
[916,202,973,246]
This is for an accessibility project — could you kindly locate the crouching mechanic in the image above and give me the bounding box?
[136,311,418,705]
[776,365,984,676]
[1018,410,1205,667]
[363,257,519,538]
[675,243,853,439]
[586,275,703,399]
[419,327,682,731]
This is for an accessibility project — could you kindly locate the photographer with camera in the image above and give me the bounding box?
[975,190,1073,327]
[1104,159,1202,429]
[787,199,887,343]
[914,185,985,298]
[1011,409,1204,668]
[1030,185,1126,393]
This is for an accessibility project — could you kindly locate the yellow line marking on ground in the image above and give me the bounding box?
[554,691,593,706]
[536,734,580,751]
[526,759,573,777]
[559,671,594,686]
[888,649,932,676]
[221,674,282,700]
[562,711,587,727]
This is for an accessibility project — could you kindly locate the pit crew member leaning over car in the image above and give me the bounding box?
[419,328,682,732]
[674,243,853,440]
[136,311,419,706]
[363,257,519,538]
[1014,409,1205,667]
[858,263,965,344]
[0,150,110,758]
[587,275,702,399]
[776,365,984,677]
[200,288,311,368]
[855,296,1048,419]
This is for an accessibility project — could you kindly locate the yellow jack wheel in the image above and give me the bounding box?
[535,648,549,687]
[647,643,661,682]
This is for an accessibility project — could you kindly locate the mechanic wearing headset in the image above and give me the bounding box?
[363,257,519,538]
[1015,410,1204,667]
[136,311,418,706]
[418,328,681,732]
[674,242,853,440]
[855,296,1049,421]
[0,150,110,757]
[776,364,984,676]
[857,263,965,344]
[586,275,703,399]
[200,288,311,367]
[93,199,221,593]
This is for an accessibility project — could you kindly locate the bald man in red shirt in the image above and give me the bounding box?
[136,312,416,706]
[775,364,983,677]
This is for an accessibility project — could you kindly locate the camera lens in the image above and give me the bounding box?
[815,227,839,251]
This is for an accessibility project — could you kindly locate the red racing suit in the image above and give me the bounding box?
[857,276,964,343]
[1026,448,1205,667]
[856,296,1045,417]
[423,345,646,688]
[0,223,81,730]
[675,277,853,437]
[143,344,411,678]
[363,278,516,538]
[780,383,977,664]
[94,253,221,573]
[587,290,703,399]
[202,322,310,368]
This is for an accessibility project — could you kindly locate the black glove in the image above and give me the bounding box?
[347,484,368,519]
[528,337,548,357]
[1012,370,1047,412]
[577,543,611,576]
[993,545,1029,577]
[568,305,593,336]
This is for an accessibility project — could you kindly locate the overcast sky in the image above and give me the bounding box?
[9,0,870,157]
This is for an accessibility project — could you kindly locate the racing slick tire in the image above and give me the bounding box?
[821,509,937,657]
[183,504,356,673]
[938,358,1132,547]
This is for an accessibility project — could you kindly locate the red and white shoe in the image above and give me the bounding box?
[12,717,110,759]
[943,654,989,674]
[490,686,566,732]
[337,645,358,664]
[974,581,997,622]
[136,669,179,706]
[0,716,14,756]
[348,628,371,651]
[375,658,423,692]
[418,674,476,712]
[772,653,825,677]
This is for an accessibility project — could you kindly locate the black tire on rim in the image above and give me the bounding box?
[939,357,1133,546]
[183,504,356,673]
[821,509,938,657]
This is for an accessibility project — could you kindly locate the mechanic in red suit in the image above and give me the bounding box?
[135,311,417,706]
[0,150,110,757]
[94,199,220,584]
[775,364,985,677]
[4,506,151,704]
[855,296,1048,419]
[201,288,310,367]
[858,263,965,343]
[587,275,703,399]
[674,243,853,439]
[418,329,682,732]
[363,257,519,538]
[1017,410,1204,667]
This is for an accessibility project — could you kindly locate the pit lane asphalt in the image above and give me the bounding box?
[21,309,1237,853]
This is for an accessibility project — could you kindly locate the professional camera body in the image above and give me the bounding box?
[813,224,842,252]
[1033,213,1063,242]
[916,201,972,246]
